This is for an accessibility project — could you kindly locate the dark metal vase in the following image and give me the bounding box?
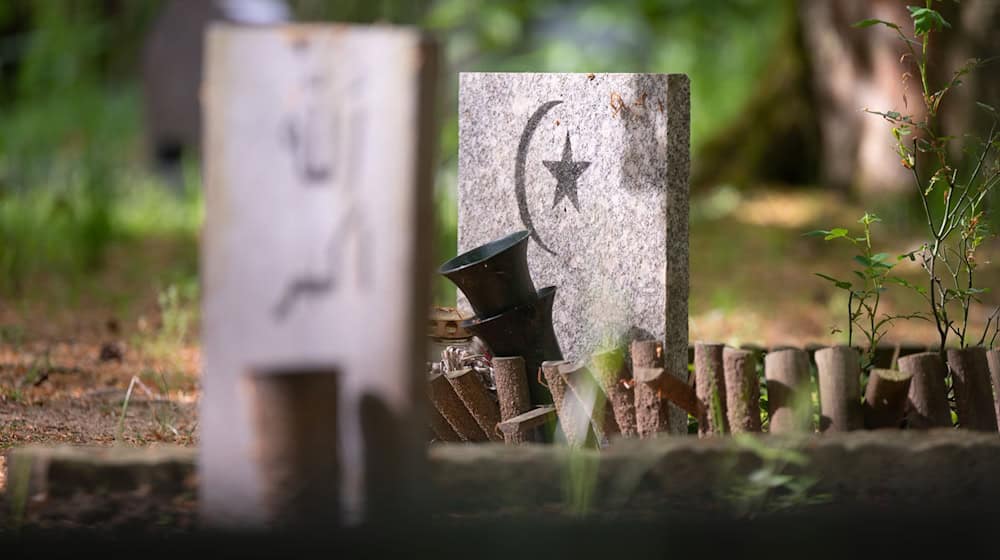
[461,286,562,406]
[439,230,562,406]
[438,230,536,319]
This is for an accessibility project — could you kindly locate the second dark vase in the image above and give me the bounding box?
[461,286,562,406]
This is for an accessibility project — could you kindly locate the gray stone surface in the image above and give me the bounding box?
[10,429,1000,523]
[429,429,1000,518]
[6,445,197,500]
[200,25,438,527]
[458,73,690,432]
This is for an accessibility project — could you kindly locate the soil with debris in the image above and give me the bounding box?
[1,237,201,532]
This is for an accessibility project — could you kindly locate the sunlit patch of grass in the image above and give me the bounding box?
[111,163,204,240]
[131,280,199,364]
[0,168,202,299]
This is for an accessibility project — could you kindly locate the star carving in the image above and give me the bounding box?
[543,131,591,211]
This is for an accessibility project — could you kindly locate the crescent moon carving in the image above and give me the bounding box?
[515,100,562,256]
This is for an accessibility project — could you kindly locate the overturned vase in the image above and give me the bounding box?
[438,230,536,319]
[461,286,562,406]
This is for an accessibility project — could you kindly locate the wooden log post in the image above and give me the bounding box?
[591,347,638,438]
[559,361,618,447]
[497,406,557,441]
[428,371,488,442]
[541,360,589,446]
[428,406,461,442]
[862,368,913,429]
[446,367,503,442]
[946,347,999,432]
[723,347,761,433]
[764,348,813,433]
[814,346,863,432]
[987,350,1000,428]
[632,340,670,438]
[245,368,341,529]
[633,367,703,418]
[492,356,535,444]
[694,342,728,436]
[899,351,952,429]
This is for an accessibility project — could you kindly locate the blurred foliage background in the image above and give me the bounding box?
[0,0,997,347]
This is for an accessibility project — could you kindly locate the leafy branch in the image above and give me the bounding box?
[855,1,1000,350]
[807,213,926,370]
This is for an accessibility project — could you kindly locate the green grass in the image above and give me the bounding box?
[0,174,202,298]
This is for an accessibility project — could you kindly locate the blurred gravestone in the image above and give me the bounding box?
[458,73,690,433]
[141,0,290,183]
[200,24,439,527]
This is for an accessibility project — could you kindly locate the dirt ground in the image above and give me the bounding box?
[1,186,999,530]
[1,236,201,503]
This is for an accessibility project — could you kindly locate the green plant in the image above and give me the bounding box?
[0,324,25,349]
[719,434,830,518]
[562,447,600,517]
[807,213,924,369]
[138,280,199,361]
[856,1,1000,350]
[8,454,32,532]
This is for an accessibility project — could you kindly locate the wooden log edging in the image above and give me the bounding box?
[429,371,488,442]
[429,406,461,442]
[815,346,863,432]
[497,406,557,441]
[899,352,952,429]
[862,368,913,429]
[723,347,761,433]
[560,361,618,447]
[493,356,535,444]
[694,342,728,436]
[988,350,1000,428]
[244,368,341,528]
[632,340,670,438]
[634,366,702,419]
[591,347,638,438]
[446,367,503,442]
[946,347,998,432]
[764,348,812,433]
[541,360,590,446]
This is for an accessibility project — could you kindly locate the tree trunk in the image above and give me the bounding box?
[799,0,923,195]
[798,0,1000,197]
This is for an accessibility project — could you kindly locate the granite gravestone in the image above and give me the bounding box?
[458,73,690,433]
[200,24,438,527]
